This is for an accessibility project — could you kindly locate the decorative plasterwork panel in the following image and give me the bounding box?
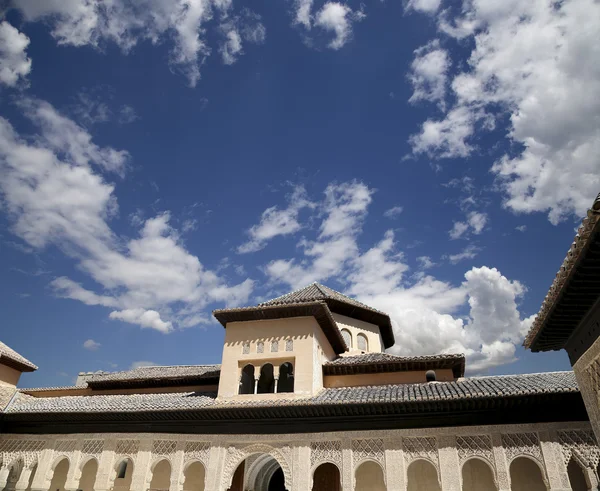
[586,358,600,400]
[257,342,264,354]
[153,440,177,457]
[352,439,385,466]
[501,433,542,463]
[81,439,104,458]
[285,339,293,352]
[310,441,342,469]
[558,430,600,468]
[242,342,250,355]
[456,435,494,467]
[0,440,45,468]
[184,442,210,466]
[54,440,77,454]
[403,437,438,467]
[271,340,279,353]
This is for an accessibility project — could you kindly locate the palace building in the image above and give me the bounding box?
[0,282,599,491]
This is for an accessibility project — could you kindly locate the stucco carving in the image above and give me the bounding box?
[0,439,44,468]
[81,439,103,458]
[184,441,210,466]
[402,437,438,468]
[54,439,77,453]
[352,439,385,466]
[558,430,600,468]
[153,439,177,457]
[501,432,542,463]
[310,440,342,468]
[456,435,494,468]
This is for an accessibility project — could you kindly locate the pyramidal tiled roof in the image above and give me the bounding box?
[0,341,37,371]
[261,282,385,315]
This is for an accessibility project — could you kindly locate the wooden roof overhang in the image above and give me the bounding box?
[0,355,37,373]
[213,301,348,354]
[525,198,600,352]
[0,391,586,435]
[87,375,221,390]
[324,355,466,378]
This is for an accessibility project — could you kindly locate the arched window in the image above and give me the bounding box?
[357,333,368,351]
[567,458,587,491]
[271,340,279,352]
[239,364,255,394]
[407,459,440,491]
[341,329,352,348]
[257,363,275,393]
[462,458,495,491]
[117,460,128,479]
[509,457,545,491]
[278,362,295,393]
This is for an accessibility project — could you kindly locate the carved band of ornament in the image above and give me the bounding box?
[152,440,177,456]
[501,433,542,463]
[81,439,104,456]
[54,440,77,454]
[184,442,210,465]
[222,444,292,490]
[558,430,600,468]
[352,439,385,466]
[310,440,342,468]
[115,439,139,456]
[456,435,494,467]
[402,437,438,467]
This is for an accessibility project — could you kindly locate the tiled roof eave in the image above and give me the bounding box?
[525,197,600,351]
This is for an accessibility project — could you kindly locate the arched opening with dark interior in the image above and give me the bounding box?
[407,459,440,491]
[509,457,545,491]
[183,461,206,491]
[78,458,98,491]
[567,458,587,491]
[357,333,368,351]
[149,459,171,491]
[227,453,286,491]
[239,364,255,395]
[3,460,22,491]
[257,363,275,394]
[312,463,341,491]
[355,461,386,491]
[461,458,496,491]
[278,362,294,393]
[113,458,133,491]
[48,458,69,491]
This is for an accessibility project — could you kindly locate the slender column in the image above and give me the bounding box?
[437,435,460,491]
[491,434,511,491]
[254,377,259,394]
[540,431,570,491]
[585,466,599,491]
[293,442,311,491]
[14,466,33,491]
[94,439,117,491]
[204,444,227,491]
[29,444,55,491]
[341,439,353,491]
[64,444,83,491]
[0,464,12,490]
[170,442,186,491]
[130,439,153,491]
[384,438,405,491]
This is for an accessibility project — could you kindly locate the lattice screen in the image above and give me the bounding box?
[456,435,494,465]
[403,437,438,464]
[153,440,177,456]
[352,439,384,465]
[501,433,542,462]
[558,430,600,468]
[82,439,104,456]
[116,440,139,455]
[310,441,342,468]
[184,442,210,464]
[55,440,77,453]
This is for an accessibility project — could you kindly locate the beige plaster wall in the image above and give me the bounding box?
[150,459,171,490]
[0,364,21,387]
[461,458,496,491]
[183,461,205,491]
[407,460,441,491]
[332,314,383,353]
[78,459,98,491]
[323,369,455,388]
[355,461,386,491]
[218,316,334,399]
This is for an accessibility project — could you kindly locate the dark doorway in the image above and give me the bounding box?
[268,467,286,491]
[312,463,341,491]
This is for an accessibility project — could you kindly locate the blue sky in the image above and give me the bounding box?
[0,0,598,388]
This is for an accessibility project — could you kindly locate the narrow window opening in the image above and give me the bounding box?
[357,333,368,351]
[239,364,255,394]
[278,362,295,393]
[257,363,275,393]
[341,329,352,348]
[117,461,128,479]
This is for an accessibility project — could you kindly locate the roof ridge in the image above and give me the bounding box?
[464,370,574,380]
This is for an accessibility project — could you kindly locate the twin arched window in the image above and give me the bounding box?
[239,362,294,394]
[341,329,369,351]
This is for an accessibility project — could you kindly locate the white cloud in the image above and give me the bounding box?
[294,0,314,28]
[238,185,314,253]
[516,225,527,232]
[449,211,488,239]
[445,244,480,264]
[314,2,365,50]
[406,0,442,14]
[259,181,529,372]
[0,21,32,87]
[83,339,101,350]
[408,40,450,108]
[408,0,600,223]
[109,308,173,333]
[0,98,254,333]
[383,206,403,218]
[11,0,264,87]
[118,105,138,124]
[220,27,243,65]
[130,360,157,369]
[219,11,266,65]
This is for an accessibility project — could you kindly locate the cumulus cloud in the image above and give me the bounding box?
[406,0,442,14]
[219,12,266,65]
[449,211,487,239]
[0,98,254,333]
[294,0,314,28]
[83,339,101,350]
[10,0,264,87]
[258,181,529,372]
[408,0,600,223]
[445,244,480,264]
[314,2,365,49]
[238,185,314,253]
[408,40,450,108]
[0,21,32,87]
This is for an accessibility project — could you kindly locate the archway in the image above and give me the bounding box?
[2,460,22,491]
[355,461,386,491]
[462,458,496,491]
[509,457,545,491]
[149,459,171,491]
[240,365,255,394]
[567,458,587,491]
[407,459,440,491]
[48,458,69,491]
[278,363,294,393]
[113,458,133,491]
[312,463,341,491]
[258,364,275,394]
[183,461,205,491]
[78,458,98,491]
[228,453,287,491]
